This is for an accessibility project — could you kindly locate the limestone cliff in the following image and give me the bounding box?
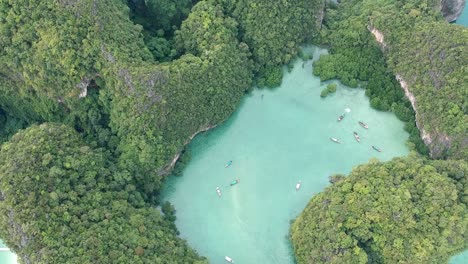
[368,25,467,159]
[440,0,466,22]
[368,27,431,148]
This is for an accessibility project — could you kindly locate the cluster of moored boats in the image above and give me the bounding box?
[216,113,384,263]
[330,115,382,152]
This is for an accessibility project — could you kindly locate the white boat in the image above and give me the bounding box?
[359,121,369,129]
[330,137,341,144]
[216,187,222,197]
[296,181,302,191]
[353,132,360,142]
[225,256,234,263]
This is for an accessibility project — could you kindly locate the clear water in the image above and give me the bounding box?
[0,240,16,264]
[1,10,466,260]
[162,46,411,263]
[455,4,468,26]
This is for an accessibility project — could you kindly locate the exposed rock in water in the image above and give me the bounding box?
[440,0,466,22]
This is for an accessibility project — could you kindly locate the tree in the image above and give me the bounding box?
[0,123,207,263]
[291,155,468,263]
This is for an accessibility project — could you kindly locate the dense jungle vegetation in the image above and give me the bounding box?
[0,0,466,263]
[291,154,467,263]
[292,0,467,263]
[0,0,324,262]
[0,124,206,263]
[312,0,467,159]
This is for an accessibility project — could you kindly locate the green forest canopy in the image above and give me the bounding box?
[0,0,467,263]
[0,0,325,262]
[295,1,468,262]
[0,123,207,264]
[291,155,467,263]
[313,0,467,159]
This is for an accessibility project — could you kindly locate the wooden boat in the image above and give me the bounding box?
[225,160,233,168]
[359,121,368,129]
[296,181,302,191]
[330,137,341,144]
[216,187,222,197]
[337,115,344,122]
[225,256,234,263]
[230,179,240,186]
[353,132,360,142]
[372,146,382,152]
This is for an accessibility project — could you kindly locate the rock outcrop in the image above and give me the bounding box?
[368,24,467,159]
[368,26,447,158]
[440,0,466,22]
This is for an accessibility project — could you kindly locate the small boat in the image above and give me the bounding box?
[353,132,360,142]
[216,187,222,197]
[359,121,368,129]
[330,137,341,144]
[372,146,382,152]
[225,160,233,168]
[230,179,240,186]
[295,181,302,191]
[225,256,234,263]
[337,115,345,122]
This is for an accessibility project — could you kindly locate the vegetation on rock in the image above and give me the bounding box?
[0,124,207,264]
[291,154,468,263]
[320,83,338,97]
[0,0,325,262]
[312,0,467,158]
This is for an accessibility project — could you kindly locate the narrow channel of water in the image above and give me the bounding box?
[162,46,410,263]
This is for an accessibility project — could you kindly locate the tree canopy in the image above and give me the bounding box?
[312,0,467,158]
[0,0,326,262]
[291,155,468,263]
[0,123,206,264]
[0,0,466,263]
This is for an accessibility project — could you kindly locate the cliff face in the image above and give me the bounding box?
[440,0,466,22]
[368,27,431,148]
[368,26,467,158]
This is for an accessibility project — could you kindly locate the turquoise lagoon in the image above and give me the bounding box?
[163,47,411,263]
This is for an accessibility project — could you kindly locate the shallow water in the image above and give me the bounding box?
[455,4,468,26]
[0,240,16,264]
[162,46,411,263]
